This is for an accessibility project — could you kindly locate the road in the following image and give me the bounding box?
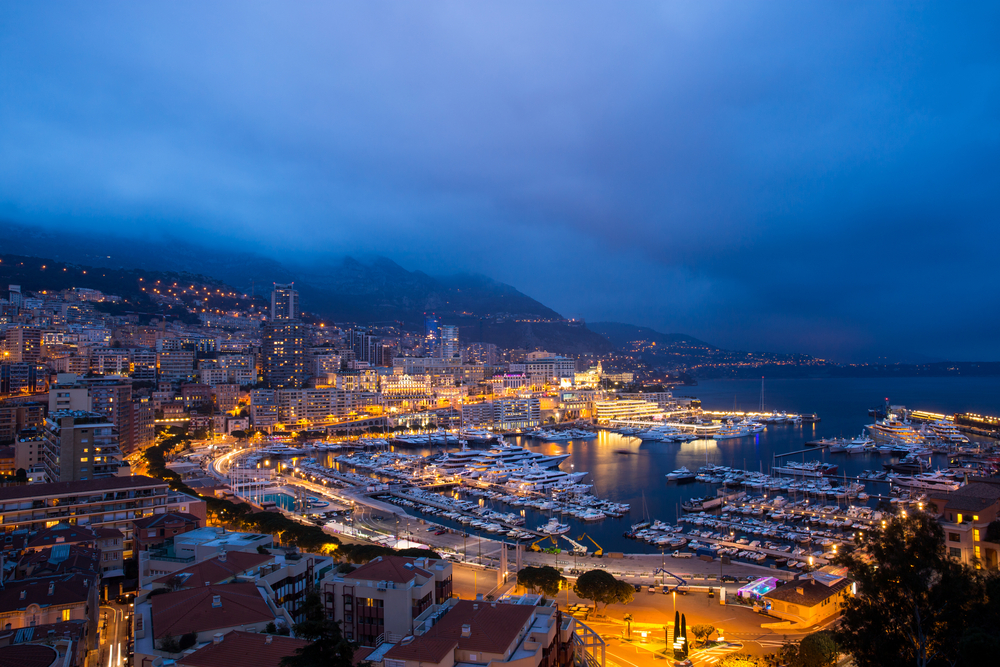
[100,602,130,667]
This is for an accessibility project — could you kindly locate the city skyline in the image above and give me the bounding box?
[2,3,999,363]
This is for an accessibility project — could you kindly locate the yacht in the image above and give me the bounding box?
[866,414,926,444]
[666,467,696,482]
[713,421,753,440]
[469,441,569,469]
[890,471,962,493]
[459,427,498,443]
[538,518,571,535]
[926,420,970,444]
[430,445,485,472]
[504,465,589,492]
[771,461,839,477]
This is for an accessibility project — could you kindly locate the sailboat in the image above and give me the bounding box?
[631,491,651,531]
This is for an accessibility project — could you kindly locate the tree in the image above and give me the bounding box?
[280,588,354,667]
[691,624,716,647]
[792,631,838,667]
[179,632,198,650]
[834,512,983,667]
[517,566,566,597]
[14,468,27,483]
[573,570,633,610]
[717,654,766,667]
[396,547,443,560]
[163,574,187,592]
[157,636,181,653]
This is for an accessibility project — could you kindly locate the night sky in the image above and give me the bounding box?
[1,3,998,362]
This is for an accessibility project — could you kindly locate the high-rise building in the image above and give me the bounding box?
[262,321,307,388]
[5,327,43,363]
[42,410,125,483]
[271,283,298,321]
[440,324,460,359]
[424,314,440,356]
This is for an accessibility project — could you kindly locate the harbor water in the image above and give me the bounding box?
[331,377,1000,555]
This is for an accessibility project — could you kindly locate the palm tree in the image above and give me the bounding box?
[623,613,633,640]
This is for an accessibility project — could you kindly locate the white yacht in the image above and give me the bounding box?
[538,518,571,535]
[469,441,569,469]
[504,465,589,492]
[713,421,752,440]
[459,427,498,443]
[666,466,696,482]
[866,415,926,444]
[926,419,970,444]
[430,445,485,472]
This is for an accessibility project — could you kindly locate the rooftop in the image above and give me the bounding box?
[26,523,99,549]
[764,576,851,607]
[0,574,94,612]
[0,644,58,667]
[150,583,275,639]
[943,482,1000,513]
[133,512,202,531]
[385,600,535,663]
[347,555,433,585]
[177,631,309,667]
[152,552,274,588]
[0,475,167,502]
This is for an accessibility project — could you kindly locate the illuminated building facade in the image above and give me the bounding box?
[263,321,307,388]
[270,283,298,321]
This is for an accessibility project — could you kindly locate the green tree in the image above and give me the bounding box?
[573,570,633,610]
[985,520,1000,543]
[517,566,566,597]
[834,512,983,667]
[157,636,181,653]
[179,632,198,650]
[691,624,716,647]
[717,653,766,667]
[280,588,354,667]
[792,631,838,667]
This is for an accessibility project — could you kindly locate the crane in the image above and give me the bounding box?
[559,534,588,554]
[576,534,603,557]
[650,568,687,589]
[530,535,557,552]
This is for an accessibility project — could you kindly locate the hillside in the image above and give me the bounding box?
[587,322,713,349]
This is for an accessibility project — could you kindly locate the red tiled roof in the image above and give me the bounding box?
[152,552,274,587]
[93,527,124,539]
[18,545,102,577]
[177,631,309,667]
[26,524,98,549]
[348,556,431,585]
[0,644,58,667]
[0,574,94,612]
[150,583,275,639]
[385,600,534,663]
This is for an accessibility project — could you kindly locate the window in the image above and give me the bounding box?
[948,533,961,543]
[62,609,71,622]
[950,547,962,558]
[974,529,980,542]
[975,546,981,559]
[974,515,979,521]
[957,514,964,524]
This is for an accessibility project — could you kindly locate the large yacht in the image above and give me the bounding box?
[504,465,589,492]
[458,427,498,443]
[713,421,753,440]
[430,445,485,472]
[926,419,970,443]
[469,440,569,469]
[865,414,926,444]
[771,461,839,477]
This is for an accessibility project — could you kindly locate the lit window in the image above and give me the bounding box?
[62,609,71,622]
[974,529,980,542]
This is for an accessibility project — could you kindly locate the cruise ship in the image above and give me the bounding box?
[865,414,926,444]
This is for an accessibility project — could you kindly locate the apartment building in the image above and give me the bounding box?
[592,399,661,423]
[41,410,125,483]
[382,597,575,667]
[0,475,206,558]
[929,479,1000,570]
[461,397,540,430]
[323,555,454,645]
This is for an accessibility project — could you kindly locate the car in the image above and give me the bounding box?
[647,585,656,594]
[661,585,670,594]
[435,530,447,535]
[721,575,738,583]
[633,584,642,592]
[673,660,693,667]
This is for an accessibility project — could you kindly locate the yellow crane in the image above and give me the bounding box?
[530,535,558,552]
[576,534,603,557]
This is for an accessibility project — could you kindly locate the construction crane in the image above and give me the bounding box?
[576,534,603,557]
[530,535,557,552]
[650,568,687,589]
[559,534,588,554]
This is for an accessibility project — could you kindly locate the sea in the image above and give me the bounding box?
[331,377,1000,555]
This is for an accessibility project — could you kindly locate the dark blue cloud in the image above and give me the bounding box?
[1,2,998,361]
